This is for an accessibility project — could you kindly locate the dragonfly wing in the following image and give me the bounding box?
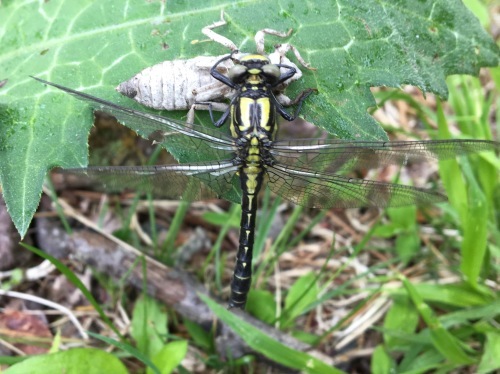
[272,139,500,174]
[266,164,446,208]
[58,161,240,202]
[33,78,235,162]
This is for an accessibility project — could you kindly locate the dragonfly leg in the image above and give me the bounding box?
[287,88,318,106]
[274,88,316,121]
[210,52,240,88]
[273,63,298,86]
[275,93,294,107]
[193,101,232,128]
[275,89,316,108]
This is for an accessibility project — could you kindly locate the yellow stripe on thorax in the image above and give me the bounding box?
[238,97,253,132]
[256,98,271,131]
[229,105,238,138]
[237,97,271,132]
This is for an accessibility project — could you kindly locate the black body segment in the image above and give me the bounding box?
[230,168,265,307]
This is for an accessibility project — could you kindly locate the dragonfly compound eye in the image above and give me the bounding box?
[228,64,248,84]
[261,63,281,84]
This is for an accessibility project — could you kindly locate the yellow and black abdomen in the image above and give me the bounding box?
[229,156,264,308]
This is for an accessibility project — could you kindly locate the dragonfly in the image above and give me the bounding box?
[33,53,499,309]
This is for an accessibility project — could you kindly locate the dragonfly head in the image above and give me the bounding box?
[228,54,281,85]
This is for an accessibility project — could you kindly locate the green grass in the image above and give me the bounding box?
[371,76,498,373]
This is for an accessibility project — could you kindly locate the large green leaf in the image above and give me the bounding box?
[0,0,498,236]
